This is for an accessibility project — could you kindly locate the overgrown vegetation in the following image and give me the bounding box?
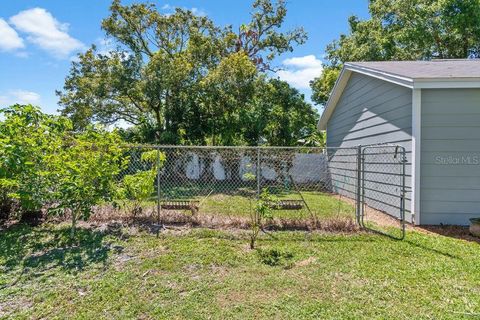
[0,105,126,237]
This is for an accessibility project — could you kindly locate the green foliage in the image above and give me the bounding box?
[0,105,126,235]
[116,150,165,218]
[0,105,71,217]
[235,0,307,70]
[58,0,314,146]
[49,127,126,237]
[310,67,341,106]
[310,0,480,105]
[302,131,326,148]
[253,79,319,146]
[250,188,274,249]
[118,171,156,217]
[201,52,258,145]
[140,150,166,169]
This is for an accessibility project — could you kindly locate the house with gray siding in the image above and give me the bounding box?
[318,60,480,225]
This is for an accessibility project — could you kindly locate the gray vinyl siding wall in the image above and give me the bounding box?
[420,89,480,225]
[326,72,413,222]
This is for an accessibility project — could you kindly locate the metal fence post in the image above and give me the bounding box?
[400,146,406,239]
[156,146,162,228]
[256,147,261,198]
[356,145,362,226]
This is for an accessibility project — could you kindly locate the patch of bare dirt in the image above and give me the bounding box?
[0,297,33,318]
[294,257,317,268]
[416,225,480,244]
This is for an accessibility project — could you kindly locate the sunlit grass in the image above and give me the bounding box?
[1,224,479,319]
[129,190,355,220]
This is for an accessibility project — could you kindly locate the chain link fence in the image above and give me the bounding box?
[99,144,406,235]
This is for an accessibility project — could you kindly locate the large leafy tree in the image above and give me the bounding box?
[58,0,309,145]
[58,3,225,143]
[247,79,319,146]
[311,0,480,105]
[200,52,259,145]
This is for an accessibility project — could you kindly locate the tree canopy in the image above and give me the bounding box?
[310,0,480,106]
[57,0,317,146]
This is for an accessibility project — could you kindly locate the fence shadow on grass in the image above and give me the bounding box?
[0,223,112,289]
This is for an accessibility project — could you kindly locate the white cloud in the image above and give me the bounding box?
[0,18,24,51]
[277,55,323,89]
[12,90,41,104]
[161,4,206,16]
[190,8,207,17]
[9,8,84,58]
[0,95,8,105]
[0,90,41,106]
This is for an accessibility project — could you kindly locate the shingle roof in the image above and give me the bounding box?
[346,59,480,80]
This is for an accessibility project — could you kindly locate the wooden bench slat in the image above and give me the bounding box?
[266,200,304,210]
[160,200,199,211]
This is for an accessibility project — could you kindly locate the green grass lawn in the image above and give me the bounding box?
[199,191,354,219]
[1,223,480,319]
[134,190,355,221]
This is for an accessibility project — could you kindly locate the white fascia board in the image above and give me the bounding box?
[344,64,414,89]
[414,78,480,89]
[317,68,352,130]
[317,64,413,131]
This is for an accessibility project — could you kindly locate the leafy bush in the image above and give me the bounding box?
[49,127,127,238]
[0,105,70,220]
[117,150,165,218]
[0,105,149,237]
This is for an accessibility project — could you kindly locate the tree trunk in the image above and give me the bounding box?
[71,212,77,239]
[250,236,255,249]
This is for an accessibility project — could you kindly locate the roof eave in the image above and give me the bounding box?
[317,63,480,131]
[344,63,414,88]
[414,78,480,88]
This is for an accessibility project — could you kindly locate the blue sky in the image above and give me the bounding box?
[0,0,369,114]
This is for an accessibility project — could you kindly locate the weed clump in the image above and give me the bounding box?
[257,248,294,268]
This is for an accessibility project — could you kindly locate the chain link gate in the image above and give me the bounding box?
[359,145,407,239]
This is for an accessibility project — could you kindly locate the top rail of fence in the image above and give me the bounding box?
[121,144,361,151]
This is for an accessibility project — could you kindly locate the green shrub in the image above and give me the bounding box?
[48,127,127,238]
[117,150,165,218]
[0,105,70,219]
